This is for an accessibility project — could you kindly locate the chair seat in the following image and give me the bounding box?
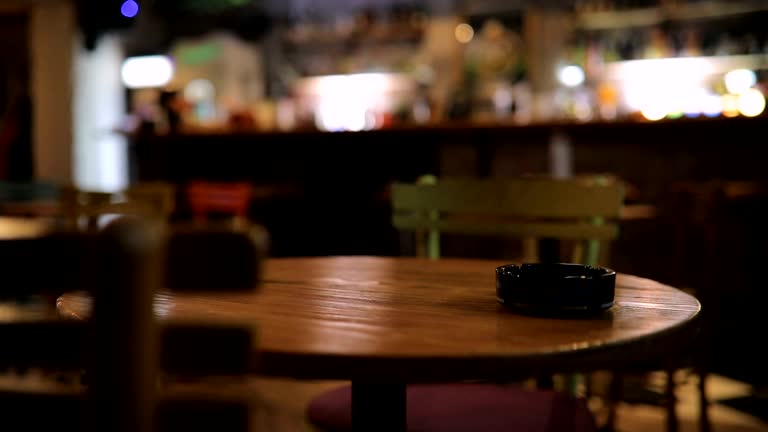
[306,383,596,432]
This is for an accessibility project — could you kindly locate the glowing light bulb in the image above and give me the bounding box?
[559,65,585,88]
[701,94,723,118]
[724,69,756,95]
[121,55,174,89]
[737,88,766,117]
[454,23,474,44]
[184,79,215,103]
[121,0,139,18]
[722,94,740,117]
[667,110,684,119]
[641,106,667,121]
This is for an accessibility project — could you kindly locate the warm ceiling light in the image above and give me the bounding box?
[559,65,585,88]
[737,88,766,117]
[724,69,757,95]
[120,55,174,89]
[454,23,474,44]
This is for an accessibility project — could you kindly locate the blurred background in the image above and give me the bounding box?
[2,0,768,428]
[2,0,767,189]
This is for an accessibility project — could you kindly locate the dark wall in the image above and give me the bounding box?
[0,13,33,181]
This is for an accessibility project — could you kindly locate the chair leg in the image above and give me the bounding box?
[601,371,623,432]
[536,375,554,390]
[665,365,679,432]
[698,368,711,432]
[584,372,593,399]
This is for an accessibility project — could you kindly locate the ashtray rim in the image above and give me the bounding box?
[495,262,616,279]
[495,262,617,315]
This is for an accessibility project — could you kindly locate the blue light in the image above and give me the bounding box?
[121,0,139,18]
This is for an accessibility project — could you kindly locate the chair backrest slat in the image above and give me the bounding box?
[393,215,619,240]
[391,177,624,264]
[392,179,623,219]
[0,182,175,228]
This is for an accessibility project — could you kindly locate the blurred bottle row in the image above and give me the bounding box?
[125,2,768,135]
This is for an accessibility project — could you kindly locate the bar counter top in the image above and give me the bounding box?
[131,115,768,144]
[130,115,768,191]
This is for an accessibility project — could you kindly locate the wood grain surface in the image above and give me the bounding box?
[57,256,700,382]
[0,216,51,239]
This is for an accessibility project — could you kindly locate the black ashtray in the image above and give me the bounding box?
[496,263,616,316]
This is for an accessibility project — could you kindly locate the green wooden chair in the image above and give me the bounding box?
[396,174,622,387]
[393,175,654,431]
[393,174,622,267]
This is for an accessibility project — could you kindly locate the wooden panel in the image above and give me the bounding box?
[31,0,75,184]
[391,179,624,218]
[0,216,51,239]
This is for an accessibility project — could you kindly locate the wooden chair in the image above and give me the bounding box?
[307,175,624,432]
[394,174,621,266]
[637,179,768,432]
[401,174,623,390]
[597,180,762,432]
[0,181,176,231]
[59,182,176,229]
[0,219,265,432]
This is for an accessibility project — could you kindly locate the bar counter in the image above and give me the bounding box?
[129,115,768,259]
[132,115,768,190]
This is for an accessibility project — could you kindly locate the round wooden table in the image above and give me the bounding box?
[0,216,52,239]
[57,256,700,430]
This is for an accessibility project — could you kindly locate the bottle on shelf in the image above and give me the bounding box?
[679,27,702,57]
[643,27,673,59]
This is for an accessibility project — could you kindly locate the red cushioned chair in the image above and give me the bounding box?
[186,181,252,226]
[307,384,596,432]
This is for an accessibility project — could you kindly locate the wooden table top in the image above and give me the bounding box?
[0,201,61,217]
[57,256,700,382]
[0,216,52,239]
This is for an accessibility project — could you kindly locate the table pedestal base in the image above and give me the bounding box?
[352,381,406,431]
